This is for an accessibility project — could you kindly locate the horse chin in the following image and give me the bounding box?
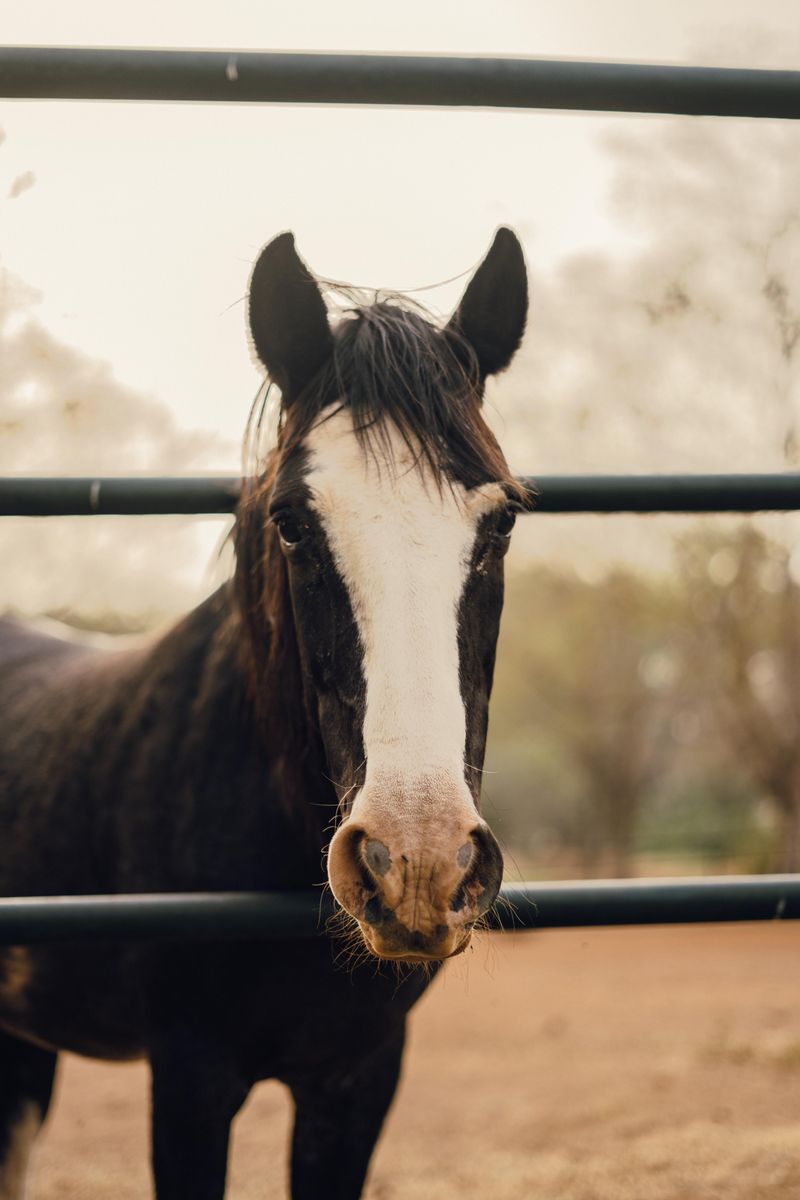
[357,923,473,964]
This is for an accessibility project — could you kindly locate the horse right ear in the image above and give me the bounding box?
[248,232,333,402]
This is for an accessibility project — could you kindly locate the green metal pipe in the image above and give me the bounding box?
[0,877,796,943]
[1,49,799,119]
[3,474,800,517]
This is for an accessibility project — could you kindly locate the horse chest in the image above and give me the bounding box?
[0,941,435,1073]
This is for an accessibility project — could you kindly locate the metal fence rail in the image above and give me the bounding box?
[4,473,800,516]
[0,877,797,943]
[3,48,798,934]
[1,48,800,119]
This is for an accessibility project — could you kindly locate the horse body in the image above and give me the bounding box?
[0,228,528,1198]
[0,592,430,1196]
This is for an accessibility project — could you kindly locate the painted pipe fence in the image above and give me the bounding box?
[2,47,799,935]
[4,474,800,517]
[1,47,800,119]
[0,877,798,944]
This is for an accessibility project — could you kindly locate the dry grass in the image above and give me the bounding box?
[32,923,800,1198]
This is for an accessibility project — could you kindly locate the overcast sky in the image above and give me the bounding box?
[3,1,799,465]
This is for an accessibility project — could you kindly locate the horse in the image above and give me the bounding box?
[0,226,528,1199]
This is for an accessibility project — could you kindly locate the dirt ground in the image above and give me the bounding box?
[31,923,800,1199]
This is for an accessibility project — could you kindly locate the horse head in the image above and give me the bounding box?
[242,229,528,962]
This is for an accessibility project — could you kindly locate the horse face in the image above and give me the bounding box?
[249,230,527,961]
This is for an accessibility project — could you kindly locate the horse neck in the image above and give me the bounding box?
[156,581,332,852]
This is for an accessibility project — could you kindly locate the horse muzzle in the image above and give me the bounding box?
[327,813,503,963]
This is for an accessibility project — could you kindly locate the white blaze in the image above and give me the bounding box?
[306,407,503,800]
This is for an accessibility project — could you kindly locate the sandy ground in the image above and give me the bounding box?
[31,923,800,1199]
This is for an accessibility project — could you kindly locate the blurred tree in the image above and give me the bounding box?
[0,266,232,618]
[502,119,800,478]
[636,768,773,872]
[487,565,679,877]
[676,524,800,871]
[499,116,800,580]
[493,113,800,874]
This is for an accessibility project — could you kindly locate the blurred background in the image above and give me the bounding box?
[2,1,800,882]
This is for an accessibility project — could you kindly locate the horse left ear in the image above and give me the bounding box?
[248,232,333,402]
[449,227,528,379]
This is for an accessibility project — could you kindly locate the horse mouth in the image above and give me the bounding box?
[357,922,473,963]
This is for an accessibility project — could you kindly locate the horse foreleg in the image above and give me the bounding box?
[149,1030,250,1200]
[0,1031,57,1200]
[289,1023,406,1200]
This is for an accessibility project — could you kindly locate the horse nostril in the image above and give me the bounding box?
[450,825,504,917]
[456,841,474,870]
[363,896,384,926]
[362,838,392,877]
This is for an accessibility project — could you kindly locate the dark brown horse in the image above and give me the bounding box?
[0,227,528,1199]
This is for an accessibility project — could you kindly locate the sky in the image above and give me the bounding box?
[1,1,798,459]
[1,1,800,615]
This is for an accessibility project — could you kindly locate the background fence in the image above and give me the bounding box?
[2,46,800,938]
[6,473,800,515]
[2,48,800,117]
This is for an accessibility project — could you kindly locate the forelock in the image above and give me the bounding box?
[261,299,521,496]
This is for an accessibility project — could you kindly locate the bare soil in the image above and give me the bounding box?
[32,924,800,1199]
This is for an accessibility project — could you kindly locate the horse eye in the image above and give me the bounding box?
[495,507,517,539]
[271,510,304,548]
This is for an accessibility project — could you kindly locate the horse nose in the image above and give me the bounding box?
[327,820,504,960]
[356,826,503,922]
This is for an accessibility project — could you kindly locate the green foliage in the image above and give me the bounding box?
[485,541,794,877]
[636,771,775,867]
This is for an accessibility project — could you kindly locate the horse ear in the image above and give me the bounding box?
[449,227,528,379]
[248,232,333,401]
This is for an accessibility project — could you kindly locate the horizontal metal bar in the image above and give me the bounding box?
[1,48,799,118]
[3,475,800,517]
[0,477,242,517]
[0,877,797,943]
[528,474,800,513]
[502,876,800,928]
